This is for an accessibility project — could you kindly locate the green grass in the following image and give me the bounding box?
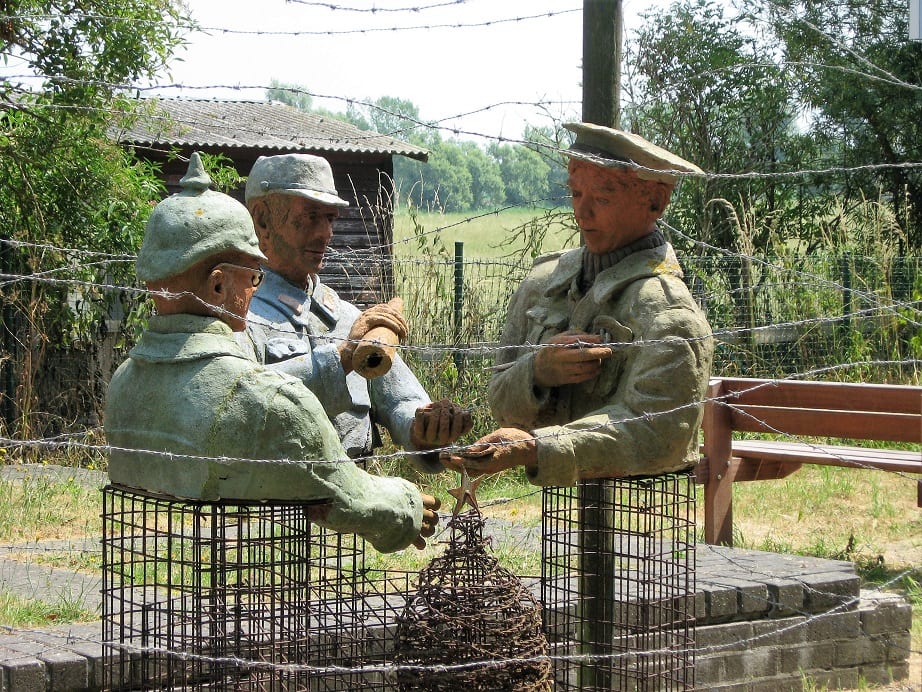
[393,207,578,260]
[0,475,101,545]
[724,464,921,567]
[0,588,95,627]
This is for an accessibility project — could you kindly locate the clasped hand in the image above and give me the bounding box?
[533,330,613,388]
[414,493,441,550]
[441,427,536,476]
[410,398,473,449]
[338,301,409,373]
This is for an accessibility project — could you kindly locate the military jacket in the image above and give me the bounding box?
[105,314,424,553]
[488,242,714,487]
[242,269,437,471]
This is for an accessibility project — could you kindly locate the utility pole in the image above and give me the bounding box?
[582,0,621,128]
[577,1,622,688]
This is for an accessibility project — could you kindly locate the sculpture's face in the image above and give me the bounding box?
[147,252,263,332]
[213,258,264,331]
[257,195,341,287]
[567,160,673,255]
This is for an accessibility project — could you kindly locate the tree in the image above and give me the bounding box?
[1,0,185,103]
[0,0,189,438]
[266,80,315,113]
[622,0,809,347]
[623,0,801,254]
[743,0,922,250]
[488,140,552,207]
[400,136,474,212]
[362,96,425,142]
[522,124,569,208]
[458,140,505,210]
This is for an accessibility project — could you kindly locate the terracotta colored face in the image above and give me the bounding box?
[147,253,263,332]
[216,258,264,331]
[567,161,673,254]
[258,195,340,287]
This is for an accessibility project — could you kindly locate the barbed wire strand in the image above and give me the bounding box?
[1,5,921,680]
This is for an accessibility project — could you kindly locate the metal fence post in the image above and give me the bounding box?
[453,241,465,374]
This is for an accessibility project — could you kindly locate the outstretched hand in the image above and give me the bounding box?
[533,330,613,388]
[440,427,537,477]
[411,399,473,449]
[412,493,441,550]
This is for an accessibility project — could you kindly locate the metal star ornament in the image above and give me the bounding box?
[448,466,484,516]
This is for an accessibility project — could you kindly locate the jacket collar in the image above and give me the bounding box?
[130,314,251,363]
[544,243,684,304]
[250,267,342,328]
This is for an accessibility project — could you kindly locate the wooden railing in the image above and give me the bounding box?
[695,377,922,546]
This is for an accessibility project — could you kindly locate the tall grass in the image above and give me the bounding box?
[0,475,100,544]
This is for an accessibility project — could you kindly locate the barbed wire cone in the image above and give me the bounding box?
[393,510,552,691]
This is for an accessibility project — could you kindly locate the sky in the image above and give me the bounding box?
[149,0,669,142]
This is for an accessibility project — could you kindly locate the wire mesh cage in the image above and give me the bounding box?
[101,484,413,691]
[541,472,697,692]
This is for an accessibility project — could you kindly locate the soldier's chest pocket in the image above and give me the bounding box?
[265,336,312,364]
[525,306,570,344]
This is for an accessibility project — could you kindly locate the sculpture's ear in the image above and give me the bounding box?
[249,199,271,251]
[205,266,227,307]
[650,183,674,216]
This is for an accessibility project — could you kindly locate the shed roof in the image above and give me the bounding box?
[117,97,429,162]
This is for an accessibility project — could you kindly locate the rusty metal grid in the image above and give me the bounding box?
[393,511,553,691]
[540,472,697,691]
[101,484,412,691]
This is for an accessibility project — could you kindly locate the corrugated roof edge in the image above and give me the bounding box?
[114,97,429,162]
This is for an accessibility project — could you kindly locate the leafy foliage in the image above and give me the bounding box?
[0,0,189,438]
[624,0,802,254]
[1,0,187,101]
[742,0,922,250]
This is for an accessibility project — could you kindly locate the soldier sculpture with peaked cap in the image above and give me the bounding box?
[242,153,471,470]
[104,153,440,553]
[446,123,714,484]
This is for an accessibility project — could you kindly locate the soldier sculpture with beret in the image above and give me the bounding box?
[445,123,714,484]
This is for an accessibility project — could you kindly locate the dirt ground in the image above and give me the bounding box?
[865,655,920,691]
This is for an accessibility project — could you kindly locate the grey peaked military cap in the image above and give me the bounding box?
[245,154,350,207]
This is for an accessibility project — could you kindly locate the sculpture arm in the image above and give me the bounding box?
[368,352,441,473]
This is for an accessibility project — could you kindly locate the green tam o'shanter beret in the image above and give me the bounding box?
[136,152,266,282]
[564,122,703,184]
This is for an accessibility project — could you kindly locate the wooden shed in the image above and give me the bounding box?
[117,97,429,306]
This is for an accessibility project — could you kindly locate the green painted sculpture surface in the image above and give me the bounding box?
[104,153,430,553]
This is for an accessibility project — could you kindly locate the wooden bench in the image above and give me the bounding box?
[696,377,922,546]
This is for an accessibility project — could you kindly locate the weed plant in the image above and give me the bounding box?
[0,589,95,627]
